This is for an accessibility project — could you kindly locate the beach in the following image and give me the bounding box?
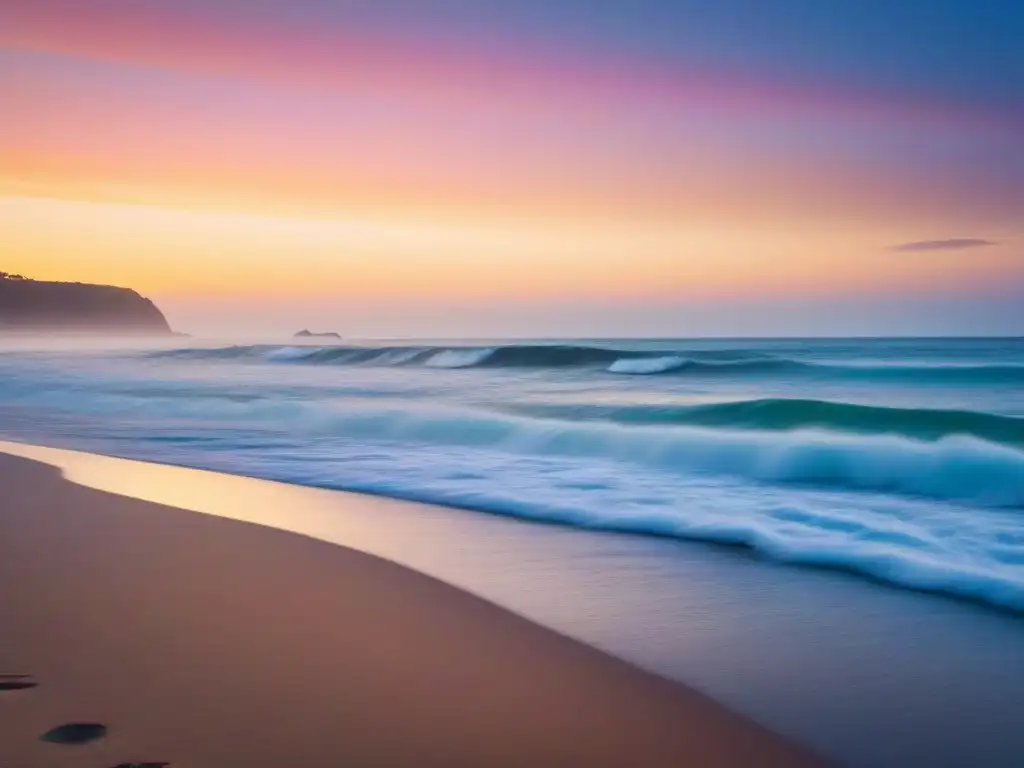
[0,448,819,767]
[2,335,1024,767]
[9,0,1022,762]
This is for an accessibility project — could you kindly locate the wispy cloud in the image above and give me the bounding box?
[890,238,997,253]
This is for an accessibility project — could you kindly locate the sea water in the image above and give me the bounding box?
[0,336,1022,612]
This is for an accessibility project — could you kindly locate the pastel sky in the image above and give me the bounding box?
[2,0,1022,336]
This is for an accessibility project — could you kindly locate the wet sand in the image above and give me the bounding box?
[0,450,819,767]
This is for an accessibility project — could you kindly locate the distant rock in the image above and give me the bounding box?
[294,329,341,339]
[0,273,172,334]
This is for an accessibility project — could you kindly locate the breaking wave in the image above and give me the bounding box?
[15,394,1022,610]
[607,355,688,374]
[145,343,1024,382]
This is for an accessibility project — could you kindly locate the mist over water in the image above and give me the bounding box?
[1,336,1023,610]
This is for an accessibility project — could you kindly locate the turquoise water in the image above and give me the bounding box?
[1,336,1022,610]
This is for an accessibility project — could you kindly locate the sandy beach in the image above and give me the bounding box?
[0,449,819,767]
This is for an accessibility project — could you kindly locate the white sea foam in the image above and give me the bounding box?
[424,348,496,368]
[370,347,426,365]
[264,346,321,362]
[608,355,688,374]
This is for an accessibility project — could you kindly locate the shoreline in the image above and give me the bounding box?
[5,436,1021,618]
[0,447,819,766]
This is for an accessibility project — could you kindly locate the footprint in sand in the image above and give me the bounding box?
[3,678,166,763]
[0,673,38,691]
[39,722,108,745]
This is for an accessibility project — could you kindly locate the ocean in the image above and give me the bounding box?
[1,336,1023,613]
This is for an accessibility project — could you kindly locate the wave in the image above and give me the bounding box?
[145,343,771,369]
[423,348,496,368]
[313,408,1024,507]
[52,390,1017,510]
[263,346,321,362]
[138,434,1022,612]
[516,398,1024,448]
[607,355,688,374]
[11,372,1024,508]
[145,343,1024,382]
[41,399,1024,611]
[4,378,1024,610]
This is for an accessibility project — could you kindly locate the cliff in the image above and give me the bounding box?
[0,273,172,333]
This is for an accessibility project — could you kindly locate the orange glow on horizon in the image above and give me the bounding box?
[4,196,1020,306]
[2,2,1021,330]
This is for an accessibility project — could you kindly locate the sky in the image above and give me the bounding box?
[2,0,1022,336]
